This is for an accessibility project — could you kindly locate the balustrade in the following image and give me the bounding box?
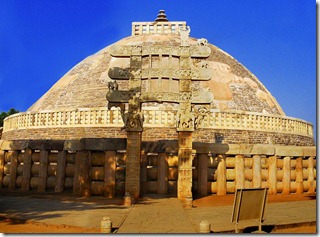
[3,108,313,138]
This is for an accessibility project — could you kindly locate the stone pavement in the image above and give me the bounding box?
[0,191,316,233]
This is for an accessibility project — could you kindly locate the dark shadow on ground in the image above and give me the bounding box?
[0,190,128,223]
[242,225,274,233]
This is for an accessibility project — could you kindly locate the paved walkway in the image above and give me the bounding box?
[117,196,197,233]
[0,191,316,233]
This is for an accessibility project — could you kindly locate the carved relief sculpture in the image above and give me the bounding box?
[179,25,191,47]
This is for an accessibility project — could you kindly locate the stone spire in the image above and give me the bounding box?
[154,10,169,22]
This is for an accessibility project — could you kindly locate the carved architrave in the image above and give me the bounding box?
[110,45,211,58]
[109,45,142,57]
[109,68,212,80]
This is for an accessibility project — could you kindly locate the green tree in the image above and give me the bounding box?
[0,108,19,127]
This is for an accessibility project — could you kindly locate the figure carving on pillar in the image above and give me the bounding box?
[123,92,144,131]
[177,105,194,131]
[194,106,209,129]
[197,38,208,46]
[179,25,191,46]
[107,80,119,91]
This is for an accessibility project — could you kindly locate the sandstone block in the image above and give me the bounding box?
[85,138,126,151]
[29,140,64,151]
[275,146,303,157]
[1,140,29,151]
[64,139,85,151]
[239,144,274,155]
[302,147,316,156]
[192,142,229,154]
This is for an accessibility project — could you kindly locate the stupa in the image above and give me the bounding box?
[0,11,315,201]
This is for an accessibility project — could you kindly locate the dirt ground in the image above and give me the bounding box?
[0,218,100,233]
[0,193,316,234]
[0,220,316,233]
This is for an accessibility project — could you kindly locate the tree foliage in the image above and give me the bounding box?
[0,108,19,127]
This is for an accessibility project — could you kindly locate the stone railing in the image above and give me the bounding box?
[3,108,313,138]
[201,110,314,137]
[0,139,316,197]
[132,21,186,36]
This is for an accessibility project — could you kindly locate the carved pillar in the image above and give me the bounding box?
[55,150,67,193]
[252,155,261,188]
[177,132,193,200]
[104,151,116,198]
[282,157,291,194]
[125,132,142,200]
[22,149,32,191]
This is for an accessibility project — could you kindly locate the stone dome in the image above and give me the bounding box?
[28,34,284,116]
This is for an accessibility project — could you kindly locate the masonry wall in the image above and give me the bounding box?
[0,139,316,197]
[2,127,314,146]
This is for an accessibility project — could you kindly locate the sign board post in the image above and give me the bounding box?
[231,188,268,233]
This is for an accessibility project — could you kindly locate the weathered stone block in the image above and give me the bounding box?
[193,142,229,154]
[1,140,29,151]
[275,146,303,157]
[28,140,64,151]
[239,144,274,155]
[302,147,316,157]
[142,140,178,153]
[225,144,240,154]
[64,139,85,151]
[84,138,126,151]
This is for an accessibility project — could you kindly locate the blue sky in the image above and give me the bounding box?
[0,1,316,138]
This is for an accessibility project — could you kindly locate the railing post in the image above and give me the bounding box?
[268,156,277,194]
[295,157,303,194]
[38,150,49,192]
[307,156,315,194]
[282,156,291,194]
[252,155,261,188]
[55,150,67,193]
[22,148,32,191]
[104,151,116,198]
[217,155,226,195]
[8,151,18,191]
[235,155,245,189]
